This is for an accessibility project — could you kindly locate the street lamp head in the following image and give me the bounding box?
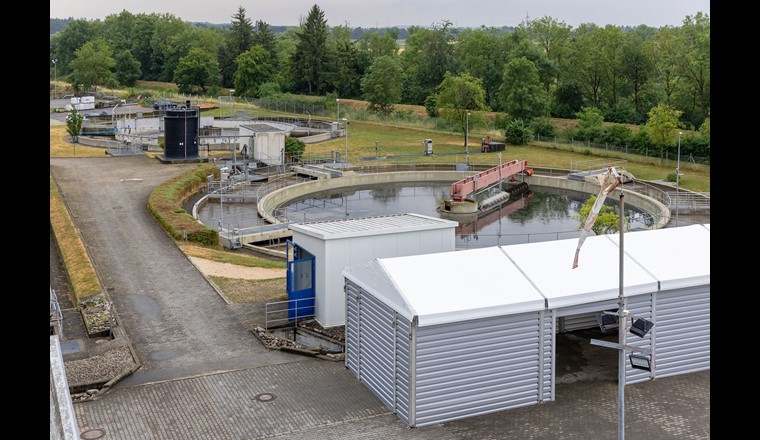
[230,89,235,94]
[342,117,347,121]
[52,59,58,64]
[679,131,682,136]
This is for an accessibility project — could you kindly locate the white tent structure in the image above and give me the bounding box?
[342,224,709,427]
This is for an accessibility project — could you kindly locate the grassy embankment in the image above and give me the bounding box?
[49,176,102,303]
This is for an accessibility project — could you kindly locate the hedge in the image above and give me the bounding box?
[147,164,221,246]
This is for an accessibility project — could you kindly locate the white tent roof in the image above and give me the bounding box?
[500,235,659,309]
[604,224,710,290]
[342,225,710,327]
[343,247,546,327]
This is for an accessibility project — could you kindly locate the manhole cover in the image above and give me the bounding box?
[80,428,106,439]
[253,392,277,402]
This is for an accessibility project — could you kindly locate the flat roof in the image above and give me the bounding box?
[290,213,458,240]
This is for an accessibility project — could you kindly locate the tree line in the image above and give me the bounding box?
[49,5,709,158]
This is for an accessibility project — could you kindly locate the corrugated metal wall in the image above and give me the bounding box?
[344,280,412,424]
[413,312,543,427]
[345,281,360,376]
[624,293,654,384]
[346,280,709,428]
[394,314,411,424]
[653,287,710,378]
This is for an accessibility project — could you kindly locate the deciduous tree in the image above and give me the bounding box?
[498,57,550,120]
[173,48,221,93]
[361,55,403,114]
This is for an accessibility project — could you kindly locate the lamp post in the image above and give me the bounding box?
[342,117,348,164]
[617,190,626,440]
[336,98,340,121]
[466,112,470,165]
[52,59,58,99]
[229,89,235,117]
[675,131,682,227]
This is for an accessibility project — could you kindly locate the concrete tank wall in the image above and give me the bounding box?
[257,172,670,228]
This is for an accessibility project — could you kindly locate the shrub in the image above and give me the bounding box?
[531,117,556,137]
[285,136,306,158]
[602,124,633,146]
[147,164,221,246]
[504,118,533,145]
[423,94,439,117]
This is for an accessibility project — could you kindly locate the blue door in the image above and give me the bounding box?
[286,240,315,321]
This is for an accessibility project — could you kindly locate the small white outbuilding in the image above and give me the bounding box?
[289,213,458,327]
[342,224,710,427]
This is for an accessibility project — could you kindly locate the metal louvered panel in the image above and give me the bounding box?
[541,310,554,401]
[654,287,710,378]
[394,315,411,423]
[555,299,621,318]
[345,281,360,376]
[357,291,396,409]
[412,312,542,427]
[624,294,653,384]
[560,312,599,332]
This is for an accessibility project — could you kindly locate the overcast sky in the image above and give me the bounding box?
[50,0,710,29]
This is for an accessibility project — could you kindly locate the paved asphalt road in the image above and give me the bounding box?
[49,155,709,440]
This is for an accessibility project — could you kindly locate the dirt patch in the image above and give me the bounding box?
[189,256,285,280]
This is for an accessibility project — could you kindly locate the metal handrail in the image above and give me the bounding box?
[50,287,62,324]
[264,297,316,330]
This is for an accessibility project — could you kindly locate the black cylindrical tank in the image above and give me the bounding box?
[164,108,199,158]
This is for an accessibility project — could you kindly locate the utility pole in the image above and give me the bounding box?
[52,59,58,99]
[616,191,626,440]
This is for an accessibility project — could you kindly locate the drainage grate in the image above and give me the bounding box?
[253,392,277,402]
[80,428,106,439]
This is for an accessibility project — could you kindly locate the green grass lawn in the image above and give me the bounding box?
[300,120,710,193]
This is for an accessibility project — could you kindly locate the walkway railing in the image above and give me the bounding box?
[265,298,316,330]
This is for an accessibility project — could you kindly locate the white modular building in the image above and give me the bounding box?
[342,224,710,427]
[288,213,458,328]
